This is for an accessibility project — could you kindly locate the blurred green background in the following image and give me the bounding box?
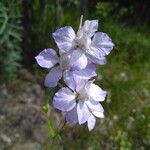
[0,0,150,149]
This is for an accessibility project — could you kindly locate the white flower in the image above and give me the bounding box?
[53,20,114,69]
[53,76,107,131]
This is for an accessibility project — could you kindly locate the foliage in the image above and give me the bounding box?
[0,0,23,81]
[96,2,112,21]
[108,0,150,25]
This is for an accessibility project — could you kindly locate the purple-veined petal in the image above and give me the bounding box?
[85,99,104,112]
[70,49,88,70]
[72,63,97,79]
[90,32,114,57]
[77,100,90,124]
[87,53,107,65]
[87,114,96,131]
[44,66,62,87]
[83,20,98,37]
[92,111,104,118]
[63,70,76,90]
[65,105,78,124]
[73,75,87,93]
[64,71,87,92]
[89,84,107,101]
[53,26,76,52]
[35,48,58,68]
[53,87,76,111]
[77,20,98,38]
[64,64,97,91]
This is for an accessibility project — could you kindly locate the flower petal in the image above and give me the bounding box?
[72,63,97,79]
[90,32,114,57]
[89,84,107,101]
[87,54,107,65]
[70,49,88,70]
[64,64,96,91]
[53,87,76,111]
[73,75,87,93]
[77,101,90,124]
[63,70,76,90]
[92,111,104,118]
[87,114,96,131]
[83,20,98,37]
[65,105,78,124]
[85,99,104,112]
[35,48,58,68]
[53,26,76,52]
[44,66,62,87]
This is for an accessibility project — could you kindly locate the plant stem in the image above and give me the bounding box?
[79,15,83,29]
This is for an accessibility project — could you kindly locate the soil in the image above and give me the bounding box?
[0,81,50,150]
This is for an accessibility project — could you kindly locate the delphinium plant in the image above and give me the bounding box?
[35,15,114,140]
[0,1,23,81]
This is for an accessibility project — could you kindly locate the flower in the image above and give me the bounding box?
[35,48,97,88]
[53,76,107,131]
[53,20,114,69]
[35,18,114,131]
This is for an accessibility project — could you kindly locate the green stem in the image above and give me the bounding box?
[46,114,57,138]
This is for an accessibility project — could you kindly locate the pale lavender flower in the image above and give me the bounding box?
[35,48,97,88]
[53,20,114,69]
[35,18,114,131]
[53,76,107,131]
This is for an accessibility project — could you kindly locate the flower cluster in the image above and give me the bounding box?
[35,19,114,131]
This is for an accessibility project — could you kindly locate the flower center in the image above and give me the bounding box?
[75,80,94,102]
[75,35,91,51]
[75,87,89,102]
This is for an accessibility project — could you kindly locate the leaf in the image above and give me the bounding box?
[0,13,8,34]
[8,30,22,41]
